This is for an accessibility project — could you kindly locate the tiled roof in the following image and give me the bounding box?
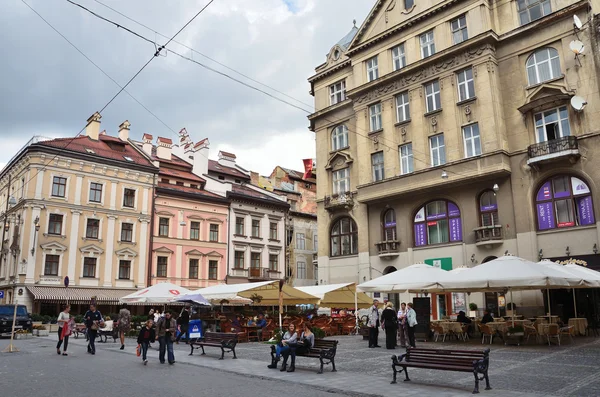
[37,135,155,167]
[143,133,153,141]
[230,184,286,204]
[219,150,236,159]
[157,137,172,145]
[159,167,205,183]
[157,182,224,199]
[208,160,250,179]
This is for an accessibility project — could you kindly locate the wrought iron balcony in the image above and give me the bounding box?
[324,192,354,211]
[376,240,400,257]
[474,225,503,246]
[527,136,579,165]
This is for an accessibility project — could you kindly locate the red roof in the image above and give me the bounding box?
[157,182,223,199]
[143,133,153,141]
[157,137,172,145]
[208,160,249,180]
[159,168,205,183]
[38,135,155,167]
[194,138,209,148]
[219,150,236,159]
[230,184,285,203]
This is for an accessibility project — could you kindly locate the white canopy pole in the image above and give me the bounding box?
[510,289,515,327]
[572,289,577,317]
[354,290,359,335]
[547,289,552,318]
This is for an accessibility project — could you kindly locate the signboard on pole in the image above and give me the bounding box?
[0,291,4,300]
[188,319,203,339]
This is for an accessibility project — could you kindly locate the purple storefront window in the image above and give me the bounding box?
[537,202,555,230]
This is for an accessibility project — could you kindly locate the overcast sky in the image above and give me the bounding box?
[1,0,373,174]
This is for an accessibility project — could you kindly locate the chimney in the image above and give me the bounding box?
[218,150,237,168]
[118,120,130,141]
[85,112,102,141]
[191,138,210,177]
[142,133,153,156]
[156,137,172,160]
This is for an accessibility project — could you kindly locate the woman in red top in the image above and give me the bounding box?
[137,320,156,365]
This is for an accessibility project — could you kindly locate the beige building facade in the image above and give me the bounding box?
[0,114,158,314]
[310,0,600,318]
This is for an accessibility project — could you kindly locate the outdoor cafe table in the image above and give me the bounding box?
[537,315,560,324]
[537,323,553,336]
[241,325,260,341]
[568,318,588,336]
[438,321,463,336]
[486,322,508,333]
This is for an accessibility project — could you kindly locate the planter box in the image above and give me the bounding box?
[37,330,50,337]
[15,333,33,340]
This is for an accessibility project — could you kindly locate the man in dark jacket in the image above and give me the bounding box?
[84,304,103,355]
[156,311,177,364]
[176,304,190,344]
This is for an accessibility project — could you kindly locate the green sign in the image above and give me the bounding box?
[424,257,453,271]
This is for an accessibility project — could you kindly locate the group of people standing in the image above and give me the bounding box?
[368,299,417,350]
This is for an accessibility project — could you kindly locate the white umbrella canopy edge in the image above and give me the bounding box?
[120,282,192,304]
[296,283,373,308]
[357,263,454,293]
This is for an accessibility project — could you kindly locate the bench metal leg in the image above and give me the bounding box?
[484,369,492,391]
[331,357,336,372]
[473,371,480,394]
[403,366,410,382]
[232,347,237,359]
[318,357,324,374]
[219,347,225,360]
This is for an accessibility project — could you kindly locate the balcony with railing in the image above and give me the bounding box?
[324,192,354,211]
[229,267,248,277]
[248,267,268,280]
[375,240,400,257]
[527,136,579,165]
[474,225,503,246]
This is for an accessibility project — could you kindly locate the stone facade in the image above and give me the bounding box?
[309,0,600,318]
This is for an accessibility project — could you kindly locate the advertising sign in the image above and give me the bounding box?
[536,182,552,201]
[577,196,595,226]
[424,257,453,271]
[448,202,461,217]
[414,223,427,246]
[331,308,356,318]
[537,202,555,230]
[188,320,203,339]
[449,218,462,242]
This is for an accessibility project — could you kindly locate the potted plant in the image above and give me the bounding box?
[311,326,326,340]
[15,329,33,340]
[469,303,478,318]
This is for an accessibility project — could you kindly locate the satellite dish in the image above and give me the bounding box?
[570,96,587,112]
[573,15,583,30]
[570,40,585,55]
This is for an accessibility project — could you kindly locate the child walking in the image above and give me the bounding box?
[137,320,155,365]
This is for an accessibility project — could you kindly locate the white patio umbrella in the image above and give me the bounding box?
[358,263,454,293]
[450,267,471,315]
[120,282,192,304]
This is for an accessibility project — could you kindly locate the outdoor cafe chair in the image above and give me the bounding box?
[559,325,574,344]
[547,324,560,346]
[479,324,494,345]
[524,325,539,344]
[433,324,448,342]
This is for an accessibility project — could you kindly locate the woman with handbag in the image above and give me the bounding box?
[56,304,71,356]
[267,323,297,371]
[84,304,104,355]
[381,301,398,349]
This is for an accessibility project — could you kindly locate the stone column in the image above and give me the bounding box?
[137,218,149,288]
[104,215,117,287]
[109,181,118,211]
[68,210,82,283]
[34,168,44,199]
[74,175,83,205]
[25,205,43,284]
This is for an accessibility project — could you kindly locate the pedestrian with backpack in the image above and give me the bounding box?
[117,303,131,350]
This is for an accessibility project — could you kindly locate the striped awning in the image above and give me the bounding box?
[27,286,138,304]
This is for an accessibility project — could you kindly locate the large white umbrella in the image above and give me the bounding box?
[120,282,192,304]
[358,263,454,293]
[296,283,373,309]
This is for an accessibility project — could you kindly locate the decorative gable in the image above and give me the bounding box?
[185,249,204,256]
[79,244,104,256]
[40,241,68,254]
[153,246,174,254]
[518,83,574,114]
[325,151,354,171]
[205,250,223,258]
[115,247,138,258]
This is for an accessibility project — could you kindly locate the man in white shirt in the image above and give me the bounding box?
[397,302,409,348]
[367,300,381,348]
[406,302,418,348]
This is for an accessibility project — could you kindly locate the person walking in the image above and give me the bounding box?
[137,320,156,365]
[84,304,104,355]
[118,303,131,350]
[56,304,71,356]
[406,302,418,348]
[367,299,381,348]
[176,304,190,344]
[397,302,409,348]
[381,301,398,349]
[156,311,177,365]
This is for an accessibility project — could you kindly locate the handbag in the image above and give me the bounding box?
[136,344,141,357]
[91,323,99,331]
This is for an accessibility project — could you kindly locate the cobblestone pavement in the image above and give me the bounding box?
[3,334,600,396]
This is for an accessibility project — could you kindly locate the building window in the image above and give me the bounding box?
[158,218,169,237]
[123,188,136,208]
[297,261,306,279]
[209,224,219,242]
[235,217,245,235]
[369,103,382,132]
[86,219,99,239]
[414,200,462,246]
[89,183,102,203]
[234,251,244,269]
[118,260,131,280]
[83,257,96,278]
[251,219,261,238]
[457,68,475,102]
[52,176,67,198]
[48,214,63,235]
[366,56,379,82]
[429,134,446,166]
[395,92,410,123]
[518,0,551,26]
[535,175,595,230]
[176,181,184,187]
[404,0,414,9]
[332,168,350,195]
[450,15,468,44]
[269,255,278,271]
[371,152,385,181]
[383,209,397,241]
[208,260,218,280]
[463,123,482,157]
[399,143,414,174]
[189,259,199,279]
[329,80,346,105]
[270,222,278,240]
[331,125,349,151]
[296,233,306,250]
[313,234,318,251]
[120,222,133,242]
[526,48,560,86]
[479,190,499,227]
[190,221,200,240]
[392,43,406,71]
[420,30,435,58]
[535,106,570,143]
[44,254,59,276]
[251,252,261,268]
[425,80,441,113]
[157,256,168,277]
[330,217,358,257]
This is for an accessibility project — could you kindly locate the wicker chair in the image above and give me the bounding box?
[547,323,560,346]
[479,323,494,344]
[559,325,574,344]
[524,325,539,344]
[433,324,448,342]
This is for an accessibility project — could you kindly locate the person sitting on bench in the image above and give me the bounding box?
[267,323,297,371]
[284,322,315,373]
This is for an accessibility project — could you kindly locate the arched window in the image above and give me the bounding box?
[383,209,397,241]
[526,48,561,86]
[535,175,595,230]
[479,190,498,227]
[330,217,358,257]
[331,125,348,151]
[414,200,462,246]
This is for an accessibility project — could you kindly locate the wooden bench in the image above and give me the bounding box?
[269,339,338,374]
[391,348,491,394]
[189,332,238,359]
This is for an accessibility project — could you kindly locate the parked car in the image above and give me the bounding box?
[0,305,32,336]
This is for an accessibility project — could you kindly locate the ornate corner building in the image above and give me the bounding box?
[309,0,600,318]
